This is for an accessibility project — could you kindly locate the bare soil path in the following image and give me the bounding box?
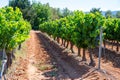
[6,30,120,80]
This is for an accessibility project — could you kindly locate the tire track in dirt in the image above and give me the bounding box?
[27,30,38,80]
[26,30,51,80]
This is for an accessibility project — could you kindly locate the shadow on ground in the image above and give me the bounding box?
[36,32,91,79]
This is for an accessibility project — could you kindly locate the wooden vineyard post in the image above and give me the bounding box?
[98,26,103,70]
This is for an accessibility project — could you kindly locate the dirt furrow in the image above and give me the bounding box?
[26,30,73,79]
[26,31,39,80]
[38,32,81,79]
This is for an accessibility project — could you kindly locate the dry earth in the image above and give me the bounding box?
[6,30,120,80]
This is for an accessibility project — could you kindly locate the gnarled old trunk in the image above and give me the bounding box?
[66,41,69,48]
[1,48,8,77]
[0,49,15,79]
[116,41,119,52]
[6,50,15,68]
[18,44,21,50]
[82,48,86,61]
[70,42,74,53]
[103,40,106,56]
[78,47,81,56]
[6,53,12,68]
[111,40,114,50]
[63,40,66,47]
[88,48,95,66]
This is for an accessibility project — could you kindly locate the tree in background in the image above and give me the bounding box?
[9,0,31,19]
[9,0,30,9]
[30,2,51,29]
[90,8,102,14]
[9,0,72,30]
[50,8,63,20]
[9,0,52,30]
[62,8,72,17]
[51,8,59,20]
[105,10,113,18]
[57,8,63,18]
[116,11,120,18]
[50,7,72,20]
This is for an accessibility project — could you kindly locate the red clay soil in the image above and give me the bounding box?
[6,57,28,80]
[6,30,120,80]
